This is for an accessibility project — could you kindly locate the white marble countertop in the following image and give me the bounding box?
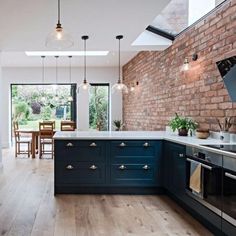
[53,131,236,157]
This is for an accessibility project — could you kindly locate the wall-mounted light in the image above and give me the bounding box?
[130,81,139,92]
[181,53,198,71]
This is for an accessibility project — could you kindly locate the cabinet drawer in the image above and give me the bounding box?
[110,163,157,186]
[56,163,105,185]
[55,140,106,162]
[111,141,159,163]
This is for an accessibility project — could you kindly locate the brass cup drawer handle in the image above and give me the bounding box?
[119,142,126,147]
[66,165,74,170]
[179,153,184,158]
[119,165,126,170]
[143,142,150,147]
[90,165,98,170]
[143,165,150,170]
[66,142,74,147]
[90,142,97,147]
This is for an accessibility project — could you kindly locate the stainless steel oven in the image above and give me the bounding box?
[222,155,236,226]
[185,147,223,216]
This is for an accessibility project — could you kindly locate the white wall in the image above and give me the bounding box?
[0,53,2,166]
[1,66,122,148]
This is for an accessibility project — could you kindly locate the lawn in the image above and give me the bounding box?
[19,120,62,130]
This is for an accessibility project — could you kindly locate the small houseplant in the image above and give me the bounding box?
[169,113,198,136]
[113,120,124,131]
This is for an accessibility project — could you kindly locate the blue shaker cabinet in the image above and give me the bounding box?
[163,141,186,199]
[54,140,162,194]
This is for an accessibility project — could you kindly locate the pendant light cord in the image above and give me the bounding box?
[55,56,59,84]
[41,56,45,85]
[118,38,121,83]
[84,38,87,82]
[58,0,61,25]
[69,56,72,83]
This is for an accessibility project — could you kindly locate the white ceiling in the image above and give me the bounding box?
[0,0,171,67]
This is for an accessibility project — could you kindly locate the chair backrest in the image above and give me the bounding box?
[39,122,54,139]
[43,120,55,129]
[61,121,76,131]
[13,121,20,141]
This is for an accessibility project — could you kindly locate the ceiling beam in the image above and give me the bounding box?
[146,25,175,41]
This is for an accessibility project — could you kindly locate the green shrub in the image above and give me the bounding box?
[14,102,30,121]
[41,106,52,120]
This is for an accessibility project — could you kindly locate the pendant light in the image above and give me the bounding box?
[54,56,59,101]
[112,35,128,94]
[77,35,91,93]
[41,56,46,102]
[45,0,74,49]
[68,56,73,102]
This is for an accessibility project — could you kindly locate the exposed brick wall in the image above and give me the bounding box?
[123,0,236,132]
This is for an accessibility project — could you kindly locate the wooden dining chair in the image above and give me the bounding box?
[42,120,56,129]
[60,121,76,131]
[39,122,54,159]
[13,121,32,158]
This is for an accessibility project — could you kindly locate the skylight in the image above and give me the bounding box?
[150,0,226,36]
[25,51,109,56]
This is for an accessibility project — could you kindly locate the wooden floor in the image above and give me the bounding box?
[0,148,212,236]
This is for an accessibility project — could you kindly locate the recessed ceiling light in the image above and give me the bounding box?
[25,51,109,56]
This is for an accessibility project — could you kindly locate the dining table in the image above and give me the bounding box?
[16,128,57,158]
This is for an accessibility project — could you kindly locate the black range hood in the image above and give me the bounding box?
[216,56,236,102]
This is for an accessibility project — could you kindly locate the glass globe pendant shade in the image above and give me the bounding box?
[112,80,128,94]
[46,24,74,50]
[54,94,59,102]
[68,95,73,102]
[41,94,46,103]
[77,79,91,93]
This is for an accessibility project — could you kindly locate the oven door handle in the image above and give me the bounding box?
[225,172,236,180]
[186,158,212,171]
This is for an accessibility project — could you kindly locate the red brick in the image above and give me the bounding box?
[123,1,236,133]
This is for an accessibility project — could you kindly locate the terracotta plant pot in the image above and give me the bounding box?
[178,128,188,136]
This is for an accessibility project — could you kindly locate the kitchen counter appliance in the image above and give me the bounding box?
[186,146,222,216]
[186,145,236,227]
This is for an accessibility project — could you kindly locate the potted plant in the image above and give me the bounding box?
[113,120,124,131]
[216,117,233,142]
[169,113,198,136]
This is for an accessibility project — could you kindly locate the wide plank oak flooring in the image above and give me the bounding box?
[0,148,212,236]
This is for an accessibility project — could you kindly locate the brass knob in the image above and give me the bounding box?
[66,142,74,147]
[90,165,97,170]
[66,165,74,170]
[143,142,149,147]
[143,165,149,170]
[90,142,97,147]
[119,142,126,147]
[119,165,126,170]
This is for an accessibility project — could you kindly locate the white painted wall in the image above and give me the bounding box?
[1,66,122,148]
[0,53,2,166]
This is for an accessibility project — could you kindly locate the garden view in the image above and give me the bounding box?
[11,84,109,131]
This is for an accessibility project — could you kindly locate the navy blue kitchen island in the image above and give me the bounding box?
[54,131,236,236]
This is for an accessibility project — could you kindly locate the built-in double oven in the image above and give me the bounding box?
[222,154,236,226]
[185,146,236,228]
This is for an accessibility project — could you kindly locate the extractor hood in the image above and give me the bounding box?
[216,55,236,102]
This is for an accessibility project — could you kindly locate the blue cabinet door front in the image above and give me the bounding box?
[56,163,106,185]
[110,163,158,186]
